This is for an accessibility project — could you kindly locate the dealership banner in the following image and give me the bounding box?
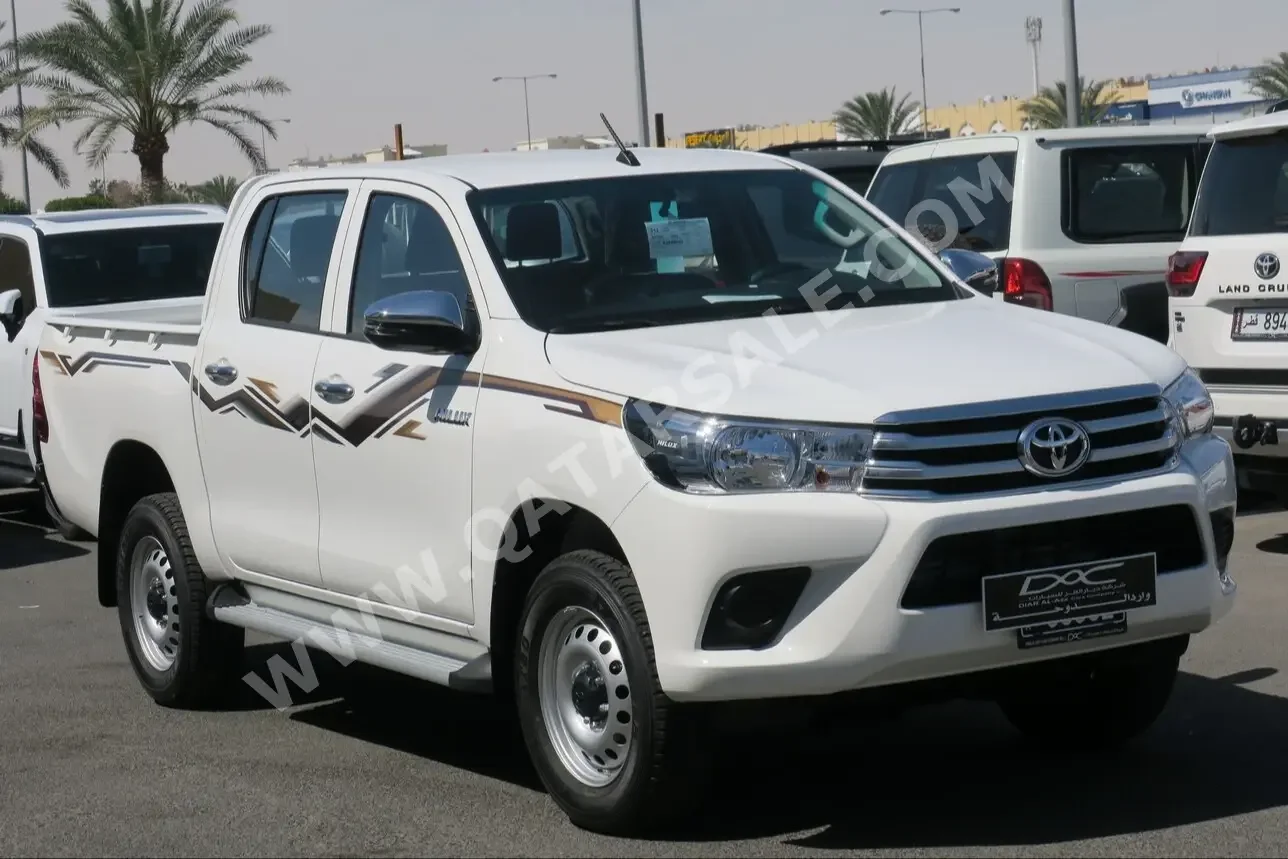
[1148,77,1259,109]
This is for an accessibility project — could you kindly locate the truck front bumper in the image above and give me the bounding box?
[612,433,1237,703]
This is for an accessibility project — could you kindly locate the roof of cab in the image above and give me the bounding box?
[1208,110,1288,140]
[259,146,796,191]
[0,203,227,235]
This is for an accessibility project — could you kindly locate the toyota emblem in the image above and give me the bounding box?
[1254,252,1281,281]
[1018,417,1091,478]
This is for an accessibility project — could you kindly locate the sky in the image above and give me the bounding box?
[3,0,1287,208]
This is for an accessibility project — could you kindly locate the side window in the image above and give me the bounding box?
[0,237,35,320]
[348,193,472,334]
[1063,145,1200,244]
[243,191,347,330]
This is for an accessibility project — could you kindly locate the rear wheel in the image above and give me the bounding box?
[997,639,1182,750]
[117,493,244,708]
[515,550,709,835]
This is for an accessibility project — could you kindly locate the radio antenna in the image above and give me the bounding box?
[600,112,641,167]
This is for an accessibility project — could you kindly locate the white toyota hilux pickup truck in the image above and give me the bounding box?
[0,205,224,502]
[34,146,1236,834]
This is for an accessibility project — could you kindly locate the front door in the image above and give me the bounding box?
[192,180,360,585]
[311,180,484,624]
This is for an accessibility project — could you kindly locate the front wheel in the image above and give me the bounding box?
[116,493,244,708]
[996,638,1183,750]
[515,550,709,835]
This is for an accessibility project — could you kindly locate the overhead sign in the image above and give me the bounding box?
[1149,77,1258,109]
[684,128,735,149]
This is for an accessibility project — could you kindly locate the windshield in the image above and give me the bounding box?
[1190,133,1288,236]
[867,153,1017,253]
[467,168,955,334]
[40,223,222,307]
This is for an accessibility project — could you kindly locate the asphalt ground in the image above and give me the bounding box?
[2,485,1286,857]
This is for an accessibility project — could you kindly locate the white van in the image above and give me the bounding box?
[864,126,1214,343]
[1166,110,1288,500]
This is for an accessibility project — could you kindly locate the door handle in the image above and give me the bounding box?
[204,360,238,385]
[314,377,355,404]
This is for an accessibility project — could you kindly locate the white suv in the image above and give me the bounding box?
[865,126,1213,343]
[1167,110,1288,500]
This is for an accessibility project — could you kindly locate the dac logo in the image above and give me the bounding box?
[1018,561,1123,596]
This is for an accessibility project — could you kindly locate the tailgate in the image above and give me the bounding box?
[1170,236,1288,372]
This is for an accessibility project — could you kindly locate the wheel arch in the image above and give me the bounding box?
[488,498,629,700]
[97,439,176,608]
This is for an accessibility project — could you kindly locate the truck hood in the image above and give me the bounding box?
[543,297,1187,424]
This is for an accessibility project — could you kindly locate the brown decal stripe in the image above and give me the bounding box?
[42,350,189,379]
[477,375,623,428]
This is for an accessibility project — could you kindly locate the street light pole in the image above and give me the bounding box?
[880,6,961,139]
[9,0,30,212]
[492,74,557,150]
[260,118,291,172]
[631,0,650,146]
[1062,0,1082,127]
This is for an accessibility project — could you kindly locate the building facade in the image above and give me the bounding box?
[1145,68,1270,126]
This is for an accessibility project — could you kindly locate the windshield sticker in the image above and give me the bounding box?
[646,217,714,260]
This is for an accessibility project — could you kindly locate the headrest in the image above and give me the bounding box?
[504,202,564,262]
[289,215,340,280]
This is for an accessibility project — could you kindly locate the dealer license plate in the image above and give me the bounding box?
[1016,612,1128,650]
[1231,307,1288,340]
[981,552,1157,633]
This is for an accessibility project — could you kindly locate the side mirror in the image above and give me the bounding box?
[0,288,22,342]
[363,290,478,355]
[939,249,999,297]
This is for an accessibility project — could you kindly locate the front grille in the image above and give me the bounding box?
[901,504,1206,610]
[860,385,1179,498]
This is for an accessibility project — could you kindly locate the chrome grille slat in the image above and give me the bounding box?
[860,387,1178,499]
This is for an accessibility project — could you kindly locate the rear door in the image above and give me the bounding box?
[0,233,38,450]
[192,178,361,586]
[1170,131,1288,383]
[1039,136,1209,331]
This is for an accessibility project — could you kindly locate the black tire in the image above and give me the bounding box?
[116,492,244,709]
[997,640,1181,750]
[515,549,709,835]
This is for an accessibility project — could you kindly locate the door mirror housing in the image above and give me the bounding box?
[0,288,22,342]
[363,290,479,354]
[939,249,998,296]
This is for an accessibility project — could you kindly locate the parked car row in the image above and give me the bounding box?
[14,134,1240,836]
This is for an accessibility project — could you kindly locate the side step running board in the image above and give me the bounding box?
[210,591,492,693]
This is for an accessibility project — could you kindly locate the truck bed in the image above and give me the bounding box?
[50,295,205,327]
[37,313,203,538]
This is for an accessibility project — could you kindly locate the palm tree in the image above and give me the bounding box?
[19,0,289,203]
[1250,52,1288,101]
[835,88,922,139]
[0,22,68,192]
[1021,78,1121,129]
[195,174,240,207]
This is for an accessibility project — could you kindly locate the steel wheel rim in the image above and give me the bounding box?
[129,536,180,672]
[537,606,634,788]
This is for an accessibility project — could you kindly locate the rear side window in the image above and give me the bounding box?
[1190,134,1288,236]
[1062,144,1206,244]
[242,191,348,331]
[866,153,1017,253]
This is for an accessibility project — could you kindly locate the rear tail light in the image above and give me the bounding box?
[32,351,47,444]
[1166,250,1208,298]
[1002,257,1054,311]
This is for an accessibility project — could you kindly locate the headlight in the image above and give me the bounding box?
[1164,368,1215,439]
[623,400,873,494]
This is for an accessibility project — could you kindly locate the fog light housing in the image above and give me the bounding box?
[701,567,810,650]
[1210,508,1235,575]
